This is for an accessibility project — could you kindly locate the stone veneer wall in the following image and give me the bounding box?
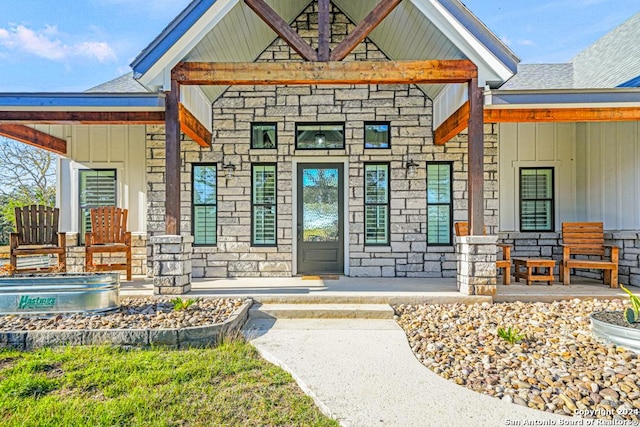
[65,233,147,277]
[145,3,499,278]
[499,231,640,287]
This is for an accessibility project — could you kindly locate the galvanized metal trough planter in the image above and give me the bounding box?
[590,311,640,354]
[0,273,120,315]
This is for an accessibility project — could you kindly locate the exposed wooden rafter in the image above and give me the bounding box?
[330,0,403,61]
[434,101,469,145]
[0,124,67,155]
[317,0,331,61]
[0,111,165,124]
[178,103,211,147]
[244,0,318,61]
[172,60,477,85]
[484,106,640,123]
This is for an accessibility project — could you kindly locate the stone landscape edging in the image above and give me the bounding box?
[0,299,253,351]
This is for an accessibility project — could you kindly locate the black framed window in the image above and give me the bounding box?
[364,122,390,149]
[364,163,390,245]
[251,123,277,149]
[252,164,277,246]
[79,169,117,244]
[192,164,217,245]
[427,162,453,245]
[296,123,345,149]
[520,167,554,231]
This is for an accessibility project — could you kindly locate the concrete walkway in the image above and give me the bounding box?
[245,318,569,427]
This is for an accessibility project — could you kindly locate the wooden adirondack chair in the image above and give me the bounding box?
[560,222,618,287]
[10,205,66,273]
[454,222,512,285]
[85,207,132,281]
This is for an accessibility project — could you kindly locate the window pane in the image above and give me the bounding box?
[296,124,344,149]
[252,123,277,149]
[193,166,216,204]
[427,164,451,204]
[79,169,117,242]
[193,206,217,245]
[427,205,451,244]
[364,163,389,245]
[252,164,277,246]
[365,205,388,244]
[364,122,390,148]
[520,168,554,231]
[365,164,388,204]
[253,206,276,245]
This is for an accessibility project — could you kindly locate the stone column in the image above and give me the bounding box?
[457,235,497,296]
[151,235,193,295]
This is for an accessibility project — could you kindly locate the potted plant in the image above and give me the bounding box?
[590,285,640,353]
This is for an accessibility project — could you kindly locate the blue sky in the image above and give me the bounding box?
[0,0,639,92]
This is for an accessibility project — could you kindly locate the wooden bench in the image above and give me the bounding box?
[454,222,511,285]
[513,258,555,286]
[9,205,66,273]
[560,222,618,288]
[85,207,132,281]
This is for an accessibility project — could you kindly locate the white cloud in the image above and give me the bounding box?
[0,24,116,63]
[518,39,535,46]
[500,35,512,46]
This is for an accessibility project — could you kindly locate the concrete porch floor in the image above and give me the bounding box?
[120,275,632,304]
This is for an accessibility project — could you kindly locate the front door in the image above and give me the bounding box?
[297,163,344,274]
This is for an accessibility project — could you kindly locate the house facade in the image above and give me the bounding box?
[1,0,639,293]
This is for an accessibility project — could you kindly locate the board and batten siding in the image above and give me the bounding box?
[498,122,576,232]
[575,122,640,230]
[48,124,147,234]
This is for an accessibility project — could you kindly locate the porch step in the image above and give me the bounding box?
[249,303,395,320]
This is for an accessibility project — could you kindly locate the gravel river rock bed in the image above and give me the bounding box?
[394,299,640,422]
[0,298,245,331]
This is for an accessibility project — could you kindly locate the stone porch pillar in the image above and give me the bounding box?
[456,235,497,296]
[151,235,193,295]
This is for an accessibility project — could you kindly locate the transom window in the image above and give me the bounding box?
[252,164,277,246]
[520,168,554,231]
[427,162,453,245]
[79,169,117,244]
[364,163,390,245]
[296,123,345,149]
[251,123,277,149]
[192,164,217,245]
[364,122,390,149]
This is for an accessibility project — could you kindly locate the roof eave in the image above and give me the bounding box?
[488,87,640,106]
[0,92,166,109]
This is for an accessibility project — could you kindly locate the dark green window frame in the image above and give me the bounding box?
[519,167,555,232]
[364,163,390,246]
[252,163,277,246]
[251,122,277,149]
[192,164,217,246]
[79,169,117,245]
[427,162,453,246]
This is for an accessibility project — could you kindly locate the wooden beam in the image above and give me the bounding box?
[0,124,66,155]
[165,80,181,235]
[434,101,469,145]
[0,111,164,124]
[244,0,318,61]
[484,106,640,123]
[317,0,331,61]
[330,0,403,61]
[178,103,211,147]
[173,60,477,86]
[467,78,484,236]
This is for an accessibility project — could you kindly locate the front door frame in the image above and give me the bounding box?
[292,157,349,276]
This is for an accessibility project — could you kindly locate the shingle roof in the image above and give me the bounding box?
[85,72,152,93]
[500,64,574,90]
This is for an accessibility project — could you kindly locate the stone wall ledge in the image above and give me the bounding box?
[0,299,252,351]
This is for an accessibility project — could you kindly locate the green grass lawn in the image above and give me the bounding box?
[0,340,338,427]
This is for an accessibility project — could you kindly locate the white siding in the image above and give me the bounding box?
[56,125,147,234]
[498,122,576,232]
[575,122,640,230]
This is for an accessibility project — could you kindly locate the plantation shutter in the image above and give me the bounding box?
[364,163,389,245]
[193,165,217,245]
[426,163,452,245]
[520,168,553,231]
[252,164,277,246]
[79,169,117,243]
